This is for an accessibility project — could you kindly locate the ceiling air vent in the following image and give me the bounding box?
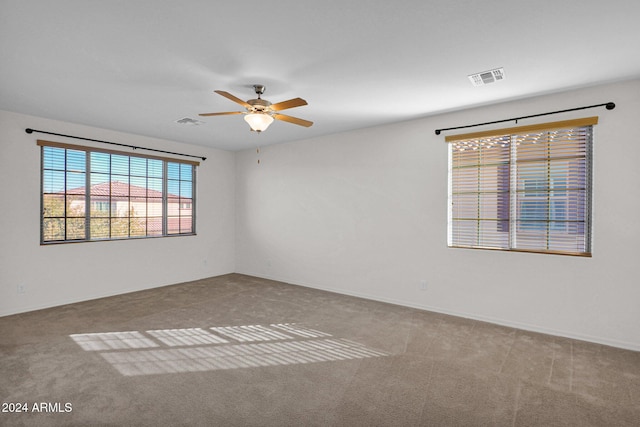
[175,117,205,126]
[468,68,505,86]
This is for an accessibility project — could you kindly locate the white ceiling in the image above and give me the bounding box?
[2,0,640,151]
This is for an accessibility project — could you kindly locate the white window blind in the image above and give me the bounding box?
[447,117,595,256]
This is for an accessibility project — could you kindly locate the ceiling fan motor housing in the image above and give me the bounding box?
[247,98,272,113]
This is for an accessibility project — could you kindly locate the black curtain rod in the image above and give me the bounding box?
[434,102,615,135]
[25,128,207,161]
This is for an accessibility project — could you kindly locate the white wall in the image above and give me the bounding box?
[3,80,638,350]
[0,110,236,316]
[235,79,640,350]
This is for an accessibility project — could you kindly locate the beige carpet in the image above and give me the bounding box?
[1,274,638,426]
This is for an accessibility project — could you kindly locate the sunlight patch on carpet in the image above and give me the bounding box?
[69,331,159,351]
[70,323,388,376]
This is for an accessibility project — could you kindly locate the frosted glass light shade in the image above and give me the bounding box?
[244,113,274,132]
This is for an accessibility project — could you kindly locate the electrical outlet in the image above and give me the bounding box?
[17,284,26,294]
[419,280,428,291]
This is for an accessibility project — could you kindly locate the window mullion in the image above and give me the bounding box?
[476,149,481,246]
[127,156,132,239]
[191,165,196,235]
[509,135,517,250]
[86,152,91,240]
[162,161,168,236]
[109,155,113,240]
[63,149,68,241]
[546,132,551,251]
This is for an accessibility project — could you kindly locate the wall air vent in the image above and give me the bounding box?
[468,68,505,86]
[175,117,205,125]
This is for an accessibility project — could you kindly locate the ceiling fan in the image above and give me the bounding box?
[199,85,313,132]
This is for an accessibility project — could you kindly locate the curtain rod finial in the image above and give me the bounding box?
[606,102,615,110]
[25,128,33,134]
[435,129,441,135]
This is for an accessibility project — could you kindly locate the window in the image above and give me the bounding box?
[40,140,197,243]
[447,117,595,256]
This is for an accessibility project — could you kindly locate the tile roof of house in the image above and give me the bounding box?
[64,181,187,200]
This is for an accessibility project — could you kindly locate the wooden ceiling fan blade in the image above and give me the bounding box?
[199,111,244,117]
[274,113,313,127]
[270,97,308,111]
[214,90,251,108]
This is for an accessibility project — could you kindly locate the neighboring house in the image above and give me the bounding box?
[48,181,192,236]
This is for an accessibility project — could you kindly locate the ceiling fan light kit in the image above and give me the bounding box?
[200,84,313,132]
[244,112,274,132]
